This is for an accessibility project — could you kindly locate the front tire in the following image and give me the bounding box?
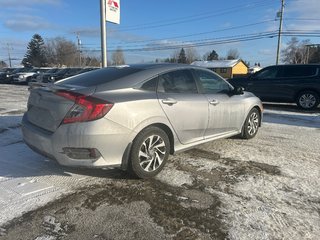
[296,91,319,110]
[128,126,170,179]
[241,108,260,139]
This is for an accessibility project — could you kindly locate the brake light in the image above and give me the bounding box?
[56,90,113,124]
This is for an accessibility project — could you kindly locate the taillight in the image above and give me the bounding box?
[56,90,113,124]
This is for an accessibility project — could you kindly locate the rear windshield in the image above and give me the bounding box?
[57,67,143,87]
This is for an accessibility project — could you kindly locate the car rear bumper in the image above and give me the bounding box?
[22,114,132,168]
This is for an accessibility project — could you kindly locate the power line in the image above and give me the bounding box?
[285,18,320,21]
[84,31,278,53]
[104,19,277,47]
[110,1,277,32]
[116,0,272,29]
[82,30,320,54]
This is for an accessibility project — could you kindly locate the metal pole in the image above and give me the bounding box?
[76,33,82,67]
[7,43,12,68]
[100,0,107,67]
[276,0,285,65]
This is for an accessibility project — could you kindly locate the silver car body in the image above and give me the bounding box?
[22,64,263,169]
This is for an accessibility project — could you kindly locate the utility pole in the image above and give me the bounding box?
[276,0,285,65]
[7,43,12,68]
[100,0,107,67]
[76,32,82,67]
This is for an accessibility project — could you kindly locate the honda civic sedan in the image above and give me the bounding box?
[22,64,263,178]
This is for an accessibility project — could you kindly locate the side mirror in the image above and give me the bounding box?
[232,86,244,95]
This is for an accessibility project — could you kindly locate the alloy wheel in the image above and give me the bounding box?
[247,112,259,136]
[138,135,166,172]
[299,93,317,109]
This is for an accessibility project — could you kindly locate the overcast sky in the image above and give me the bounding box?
[0,0,319,67]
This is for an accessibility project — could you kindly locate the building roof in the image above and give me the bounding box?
[191,59,246,68]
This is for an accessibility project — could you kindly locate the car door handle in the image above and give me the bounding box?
[162,98,177,105]
[209,99,219,106]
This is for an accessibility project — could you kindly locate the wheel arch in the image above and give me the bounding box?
[120,122,175,171]
[294,88,320,101]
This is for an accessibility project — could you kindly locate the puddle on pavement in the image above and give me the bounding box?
[2,178,227,240]
[185,148,281,178]
[80,180,226,238]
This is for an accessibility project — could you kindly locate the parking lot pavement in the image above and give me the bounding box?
[0,84,319,239]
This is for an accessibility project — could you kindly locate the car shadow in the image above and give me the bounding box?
[262,103,320,128]
[0,115,130,180]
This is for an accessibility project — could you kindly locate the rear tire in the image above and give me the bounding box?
[241,108,260,139]
[296,91,319,110]
[128,126,170,179]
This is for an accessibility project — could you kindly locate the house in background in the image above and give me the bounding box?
[191,59,248,78]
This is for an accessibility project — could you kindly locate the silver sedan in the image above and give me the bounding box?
[22,64,263,178]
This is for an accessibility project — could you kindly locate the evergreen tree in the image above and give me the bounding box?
[178,48,187,64]
[22,34,47,67]
[0,60,7,68]
[207,50,219,60]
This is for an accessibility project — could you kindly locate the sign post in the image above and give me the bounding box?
[100,0,120,68]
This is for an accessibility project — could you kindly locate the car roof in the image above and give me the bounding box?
[266,64,320,68]
[57,63,215,91]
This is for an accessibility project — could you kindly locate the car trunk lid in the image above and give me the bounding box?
[26,84,96,132]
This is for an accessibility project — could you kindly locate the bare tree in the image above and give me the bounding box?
[281,37,310,64]
[185,47,199,63]
[170,49,180,63]
[83,55,101,67]
[226,48,240,60]
[111,48,125,65]
[45,37,78,67]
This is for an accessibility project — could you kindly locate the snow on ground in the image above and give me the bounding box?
[201,118,320,239]
[0,85,107,226]
[0,84,319,239]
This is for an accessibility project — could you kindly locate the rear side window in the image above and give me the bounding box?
[140,77,158,91]
[157,70,197,93]
[57,67,143,87]
[282,66,317,78]
[255,67,279,79]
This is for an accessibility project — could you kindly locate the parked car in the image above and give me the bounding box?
[2,68,32,84]
[0,68,16,83]
[228,64,320,109]
[50,68,82,82]
[40,68,62,83]
[13,68,51,84]
[30,68,58,84]
[22,64,263,178]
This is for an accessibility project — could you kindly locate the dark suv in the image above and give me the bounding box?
[228,64,320,109]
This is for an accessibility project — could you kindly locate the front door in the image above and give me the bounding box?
[194,69,245,138]
[157,69,208,144]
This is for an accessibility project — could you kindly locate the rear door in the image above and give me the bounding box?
[246,66,283,101]
[157,69,208,144]
[194,69,245,137]
[277,65,319,101]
